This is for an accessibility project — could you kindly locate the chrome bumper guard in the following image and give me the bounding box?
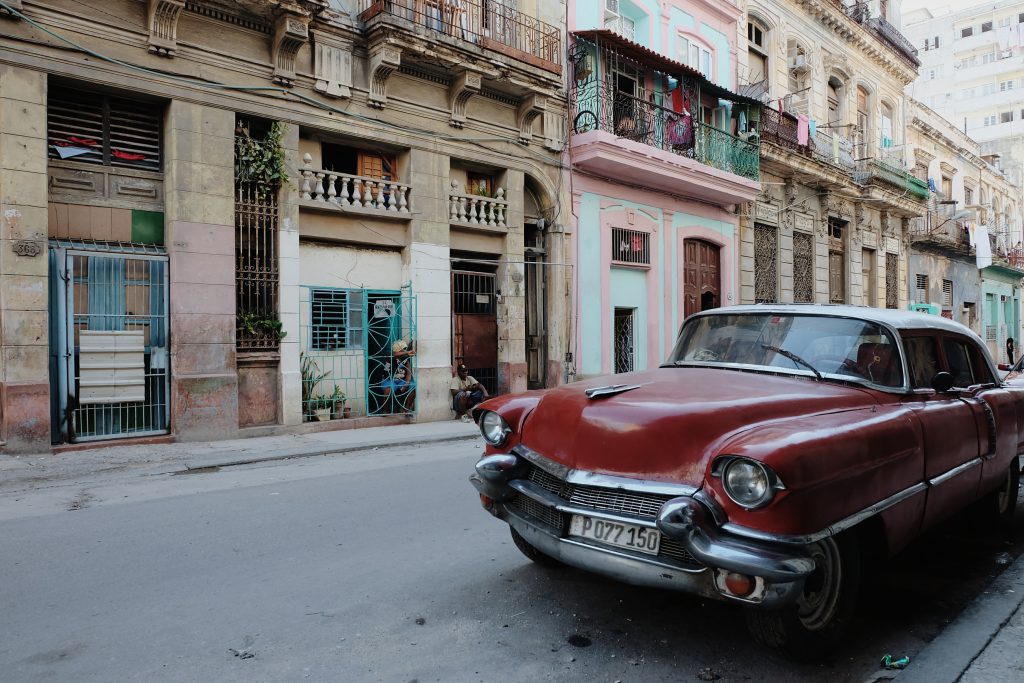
[470,453,815,606]
[656,497,815,583]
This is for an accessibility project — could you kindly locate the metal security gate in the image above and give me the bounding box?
[452,270,498,395]
[298,288,417,420]
[49,244,169,443]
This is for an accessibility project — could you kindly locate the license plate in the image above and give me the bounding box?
[569,515,661,556]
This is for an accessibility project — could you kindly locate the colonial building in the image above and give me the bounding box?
[0,0,570,452]
[567,0,762,378]
[907,99,1023,362]
[738,0,928,308]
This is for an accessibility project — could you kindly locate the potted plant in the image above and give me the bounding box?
[301,353,329,422]
[312,395,332,422]
[329,385,347,419]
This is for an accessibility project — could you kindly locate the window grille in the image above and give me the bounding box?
[754,223,777,303]
[886,253,899,309]
[942,280,953,307]
[793,232,814,303]
[611,228,650,265]
[235,120,280,351]
[613,308,635,374]
[310,288,364,350]
[47,86,163,172]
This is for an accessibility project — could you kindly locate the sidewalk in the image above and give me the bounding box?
[895,550,1024,683]
[0,420,482,493]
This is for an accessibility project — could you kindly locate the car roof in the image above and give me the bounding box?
[696,304,975,336]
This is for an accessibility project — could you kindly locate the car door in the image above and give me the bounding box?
[901,333,984,532]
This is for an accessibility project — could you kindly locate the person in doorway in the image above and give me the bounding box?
[450,364,488,423]
[1008,337,1015,366]
[380,339,416,414]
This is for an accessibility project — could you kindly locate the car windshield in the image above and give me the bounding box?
[667,313,904,388]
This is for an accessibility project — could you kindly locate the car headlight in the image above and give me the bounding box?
[479,410,512,446]
[715,457,784,509]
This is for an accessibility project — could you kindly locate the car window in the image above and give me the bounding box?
[943,338,976,387]
[670,313,904,387]
[904,336,940,389]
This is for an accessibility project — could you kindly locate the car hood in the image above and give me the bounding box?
[519,367,879,486]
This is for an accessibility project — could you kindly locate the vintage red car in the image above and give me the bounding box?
[469,305,1022,658]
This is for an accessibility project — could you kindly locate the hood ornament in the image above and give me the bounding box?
[585,384,641,399]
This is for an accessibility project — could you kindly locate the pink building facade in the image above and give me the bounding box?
[567,0,761,378]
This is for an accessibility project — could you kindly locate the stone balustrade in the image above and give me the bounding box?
[448,181,507,228]
[300,154,410,213]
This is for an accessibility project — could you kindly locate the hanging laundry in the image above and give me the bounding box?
[928,178,937,192]
[68,136,99,147]
[796,114,809,147]
[53,146,93,159]
[112,149,146,161]
[631,233,645,252]
[809,119,817,138]
[975,224,992,269]
[739,109,748,133]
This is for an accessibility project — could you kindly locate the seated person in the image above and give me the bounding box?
[450,364,488,422]
[380,339,416,413]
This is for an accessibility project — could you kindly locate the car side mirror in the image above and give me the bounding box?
[931,372,955,393]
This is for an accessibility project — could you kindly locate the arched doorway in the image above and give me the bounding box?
[684,239,720,318]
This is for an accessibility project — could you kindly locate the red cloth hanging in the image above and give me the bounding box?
[671,87,683,114]
[112,149,146,161]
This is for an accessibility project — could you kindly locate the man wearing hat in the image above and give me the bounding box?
[450,364,488,422]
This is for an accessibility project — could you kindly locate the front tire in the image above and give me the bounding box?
[745,535,861,661]
[510,527,562,567]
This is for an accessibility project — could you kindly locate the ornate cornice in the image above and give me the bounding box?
[272,11,310,85]
[367,42,401,109]
[448,70,482,129]
[517,93,546,144]
[146,0,185,57]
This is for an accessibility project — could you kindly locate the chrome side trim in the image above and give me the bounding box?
[721,482,929,546]
[929,458,983,487]
[512,444,698,497]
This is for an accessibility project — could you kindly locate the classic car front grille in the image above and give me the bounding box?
[509,492,565,531]
[526,462,674,518]
[518,462,702,570]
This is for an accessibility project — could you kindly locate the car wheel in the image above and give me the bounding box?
[510,527,562,567]
[745,535,861,661]
[970,456,1020,528]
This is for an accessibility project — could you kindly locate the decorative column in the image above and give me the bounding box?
[279,123,301,426]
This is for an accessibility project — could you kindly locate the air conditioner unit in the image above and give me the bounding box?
[788,54,810,73]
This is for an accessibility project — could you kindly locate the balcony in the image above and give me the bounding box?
[300,154,411,218]
[448,180,508,232]
[822,1,920,68]
[356,0,561,74]
[855,158,930,201]
[571,82,759,181]
[910,204,973,255]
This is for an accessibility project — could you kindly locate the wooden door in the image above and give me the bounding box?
[683,239,720,318]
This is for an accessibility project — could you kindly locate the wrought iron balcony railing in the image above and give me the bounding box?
[855,158,929,200]
[357,0,562,69]
[571,83,759,181]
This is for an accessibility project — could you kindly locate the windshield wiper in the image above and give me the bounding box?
[760,344,822,381]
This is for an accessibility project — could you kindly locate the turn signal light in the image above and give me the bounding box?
[723,572,755,597]
[479,494,494,510]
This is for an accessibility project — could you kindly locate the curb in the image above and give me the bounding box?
[180,431,482,472]
[895,551,1024,683]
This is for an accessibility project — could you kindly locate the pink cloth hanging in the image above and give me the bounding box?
[796,114,810,146]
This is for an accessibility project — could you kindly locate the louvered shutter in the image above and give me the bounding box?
[47,86,162,171]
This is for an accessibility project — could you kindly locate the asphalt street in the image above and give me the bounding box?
[1,439,1021,682]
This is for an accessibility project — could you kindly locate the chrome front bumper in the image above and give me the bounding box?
[471,453,814,608]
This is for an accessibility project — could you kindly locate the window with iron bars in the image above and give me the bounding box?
[611,228,650,266]
[916,273,929,302]
[886,253,899,309]
[942,280,953,307]
[310,288,364,350]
